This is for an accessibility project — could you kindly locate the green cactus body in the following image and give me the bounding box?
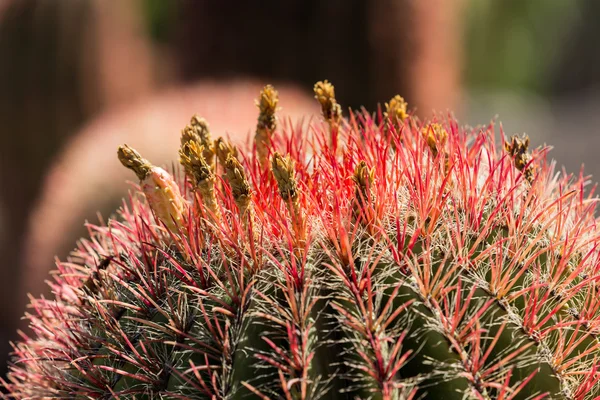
[4,82,600,399]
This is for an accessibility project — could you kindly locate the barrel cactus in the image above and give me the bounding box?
[4,81,600,399]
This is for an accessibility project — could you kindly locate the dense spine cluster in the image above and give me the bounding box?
[4,81,600,399]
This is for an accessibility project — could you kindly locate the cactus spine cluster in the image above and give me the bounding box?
[4,81,600,399]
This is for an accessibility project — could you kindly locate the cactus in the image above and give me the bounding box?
[4,81,600,399]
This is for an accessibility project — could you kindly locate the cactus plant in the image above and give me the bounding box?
[4,81,600,399]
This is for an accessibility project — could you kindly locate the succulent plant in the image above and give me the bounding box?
[4,81,600,399]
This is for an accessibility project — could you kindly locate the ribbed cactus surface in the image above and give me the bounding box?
[4,82,600,399]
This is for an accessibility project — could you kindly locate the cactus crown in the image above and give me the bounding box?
[4,81,600,399]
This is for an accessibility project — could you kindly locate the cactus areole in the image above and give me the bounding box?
[5,82,600,399]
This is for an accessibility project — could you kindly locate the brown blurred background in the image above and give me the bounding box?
[0,0,598,378]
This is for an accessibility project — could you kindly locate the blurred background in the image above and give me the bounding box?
[0,0,599,378]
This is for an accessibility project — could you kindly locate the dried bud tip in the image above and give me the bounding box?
[505,134,533,178]
[352,161,375,191]
[504,134,530,158]
[224,156,250,195]
[117,144,152,181]
[215,137,238,166]
[179,141,213,185]
[180,126,201,147]
[256,84,279,118]
[181,115,213,164]
[314,80,342,122]
[190,115,210,133]
[352,161,376,227]
[255,85,279,165]
[422,123,448,155]
[179,140,218,218]
[224,155,252,215]
[384,95,408,122]
[190,115,212,145]
[271,152,298,201]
